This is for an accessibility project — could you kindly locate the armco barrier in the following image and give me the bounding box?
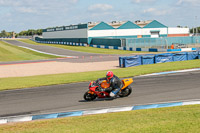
[155,53,173,63]
[141,54,155,65]
[124,56,142,68]
[187,51,199,60]
[173,52,187,61]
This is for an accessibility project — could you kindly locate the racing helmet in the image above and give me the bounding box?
[106,71,113,80]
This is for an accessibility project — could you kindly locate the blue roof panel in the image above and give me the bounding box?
[143,20,167,28]
[90,22,115,30]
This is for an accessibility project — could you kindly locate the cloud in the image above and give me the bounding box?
[143,8,170,16]
[131,0,156,4]
[87,4,115,22]
[88,4,113,12]
[0,0,79,14]
[70,0,78,3]
[0,0,21,6]
[16,7,37,13]
[176,0,200,6]
[0,0,80,32]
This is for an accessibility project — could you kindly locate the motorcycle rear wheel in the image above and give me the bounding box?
[118,86,132,97]
[84,92,97,101]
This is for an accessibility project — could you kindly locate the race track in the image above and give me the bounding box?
[4,40,100,57]
[3,40,128,63]
[1,40,200,118]
[0,70,200,117]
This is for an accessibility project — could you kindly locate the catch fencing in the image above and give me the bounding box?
[126,36,200,50]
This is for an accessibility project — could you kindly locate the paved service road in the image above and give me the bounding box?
[0,71,200,117]
[3,40,133,63]
[4,40,103,57]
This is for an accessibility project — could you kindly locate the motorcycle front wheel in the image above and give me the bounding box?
[84,92,97,101]
[118,86,132,97]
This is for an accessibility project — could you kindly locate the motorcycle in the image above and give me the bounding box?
[84,78,133,101]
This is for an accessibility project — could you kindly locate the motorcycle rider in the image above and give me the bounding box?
[96,71,123,98]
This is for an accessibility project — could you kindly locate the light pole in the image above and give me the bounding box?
[195,16,198,35]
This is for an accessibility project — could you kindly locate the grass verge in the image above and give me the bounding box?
[0,41,59,62]
[0,59,200,91]
[18,39,149,54]
[0,104,200,133]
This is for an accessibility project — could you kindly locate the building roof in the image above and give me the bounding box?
[143,20,167,28]
[134,20,152,28]
[107,21,126,28]
[88,20,160,30]
[44,20,168,31]
[117,21,141,29]
[89,22,115,30]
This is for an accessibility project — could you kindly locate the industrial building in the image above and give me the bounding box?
[40,20,189,43]
[36,20,200,51]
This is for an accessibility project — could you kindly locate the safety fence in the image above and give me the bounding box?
[126,36,200,50]
[34,39,199,52]
[119,51,200,68]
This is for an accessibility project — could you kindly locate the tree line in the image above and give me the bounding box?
[0,29,42,38]
[0,30,14,38]
[190,27,200,34]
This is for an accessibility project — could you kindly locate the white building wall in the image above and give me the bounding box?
[168,28,189,34]
[141,28,168,35]
[88,29,143,37]
[88,30,116,37]
[88,28,168,37]
[42,29,88,38]
[43,27,190,39]
[115,29,142,36]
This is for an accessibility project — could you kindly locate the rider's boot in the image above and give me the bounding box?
[110,88,121,99]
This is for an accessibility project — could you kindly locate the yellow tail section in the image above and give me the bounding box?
[121,78,133,90]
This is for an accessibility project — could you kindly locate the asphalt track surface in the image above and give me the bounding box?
[4,40,100,57]
[2,40,132,64]
[0,70,200,117]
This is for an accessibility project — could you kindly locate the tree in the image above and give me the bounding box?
[36,29,42,35]
[0,30,7,37]
[0,30,14,38]
[17,29,42,36]
[190,27,200,33]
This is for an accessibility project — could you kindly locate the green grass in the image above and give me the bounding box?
[18,39,150,54]
[0,59,200,91]
[0,41,59,62]
[1,104,200,133]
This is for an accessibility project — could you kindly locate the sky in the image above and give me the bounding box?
[0,0,200,33]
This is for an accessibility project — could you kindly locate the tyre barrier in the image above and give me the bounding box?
[119,51,200,68]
